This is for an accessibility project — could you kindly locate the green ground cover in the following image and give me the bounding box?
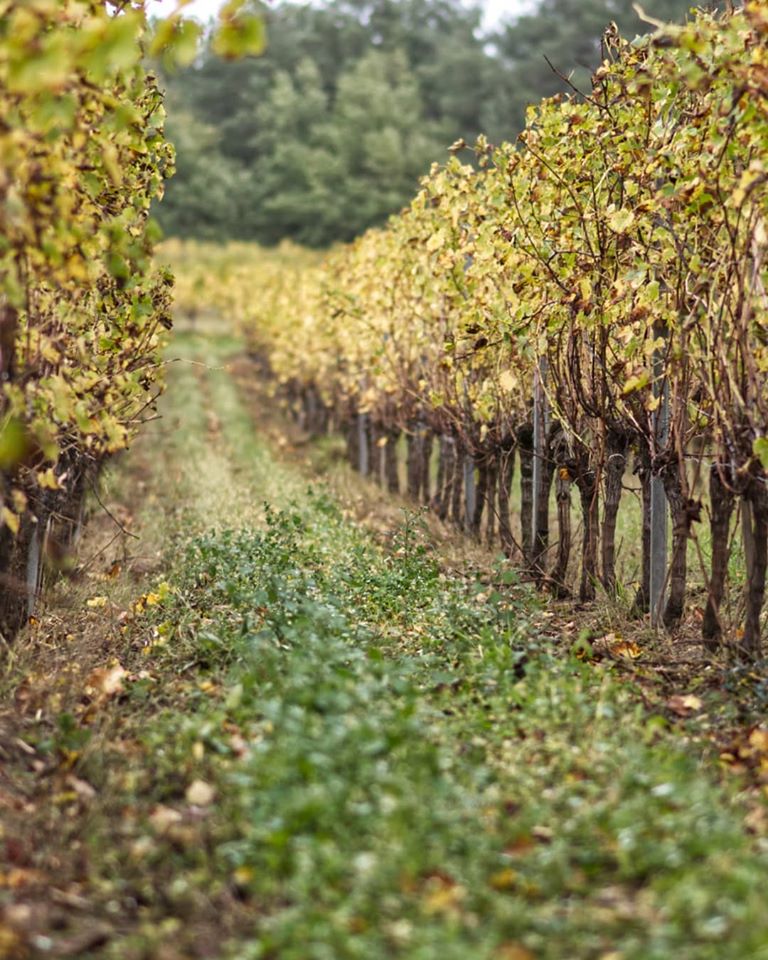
[116,487,768,960]
[5,326,768,960]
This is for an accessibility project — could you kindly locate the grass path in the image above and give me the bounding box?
[2,321,768,960]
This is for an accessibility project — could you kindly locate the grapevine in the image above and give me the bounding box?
[0,0,262,639]
[168,4,768,656]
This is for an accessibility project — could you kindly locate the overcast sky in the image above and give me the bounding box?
[150,0,534,30]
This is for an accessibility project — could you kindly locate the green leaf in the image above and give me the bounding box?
[644,280,660,302]
[150,16,202,70]
[81,11,143,81]
[753,438,768,471]
[0,417,28,470]
[212,14,266,60]
[622,371,650,395]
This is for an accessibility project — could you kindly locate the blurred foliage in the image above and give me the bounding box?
[156,0,698,246]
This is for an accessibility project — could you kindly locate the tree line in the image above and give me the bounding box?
[156,0,699,246]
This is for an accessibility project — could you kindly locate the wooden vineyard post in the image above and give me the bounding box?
[357,411,369,477]
[460,376,475,530]
[531,357,549,578]
[26,518,44,618]
[464,456,476,530]
[650,326,669,627]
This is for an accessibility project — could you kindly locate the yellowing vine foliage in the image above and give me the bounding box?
[171,5,768,655]
[0,0,263,638]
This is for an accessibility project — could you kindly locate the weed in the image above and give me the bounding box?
[115,501,768,960]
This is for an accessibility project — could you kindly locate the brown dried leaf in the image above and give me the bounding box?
[185,779,216,806]
[607,639,642,659]
[592,633,642,660]
[84,662,127,703]
[666,694,703,717]
[66,775,96,802]
[496,944,536,960]
[149,804,183,834]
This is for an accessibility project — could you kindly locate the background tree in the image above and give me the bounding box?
[155,0,702,246]
[159,110,243,240]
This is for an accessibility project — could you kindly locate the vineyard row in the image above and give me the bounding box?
[0,1,261,643]
[172,3,768,656]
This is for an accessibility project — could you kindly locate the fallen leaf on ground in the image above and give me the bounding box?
[0,923,26,960]
[149,805,182,834]
[592,634,642,660]
[84,662,127,704]
[503,835,535,857]
[186,779,216,806]
[744,804,768,834]
[422,877,466,915]
[721,726,768,778]
[489,867,518,890]
[233,866,254,886]
[666,694,703,717]
[0,868,45,889]
[607,638,642,659]
[532,825,554,843]
[748,728,768,754]
[66,775,96,801]
[496,944,536,960]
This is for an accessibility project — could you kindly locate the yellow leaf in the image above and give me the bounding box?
[592,633,641,659]
[622,371,650,395]
[101,142,123,187]
[186,779,216,806]
[0,921,25,956]
[499,369,516,392]
[608,207,635,233]
[496,944,536,960]
[426,229,447,253]
[680,694,703,710]
[37,467,59,490]
[422,875,465,915]
[666,693,703,716]
[1,508,19,535]
[489,867,518,890]
[233,866,254,886]
[145,582,172,605]
[608,639,642,660]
